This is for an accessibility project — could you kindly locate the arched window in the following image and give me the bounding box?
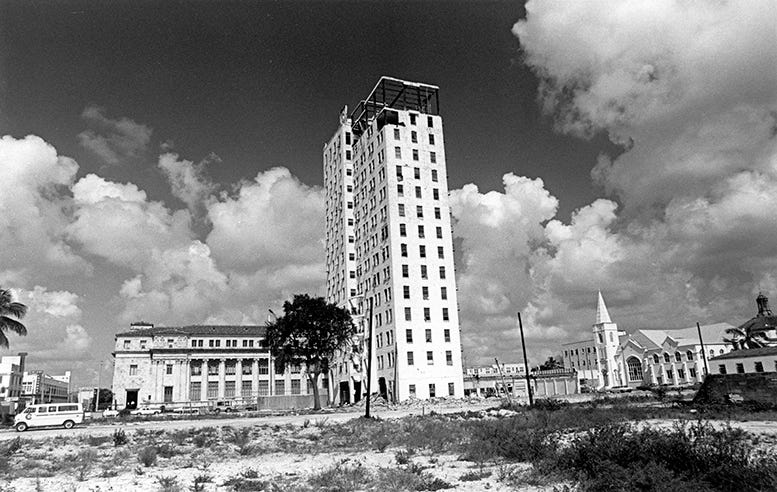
[719,349,724,355]
[709,349,715,358]
[686,350,694,361]
[675,352,682,362]
[663,353,671,363]
[652,354,659,364]
[627,357,643,382]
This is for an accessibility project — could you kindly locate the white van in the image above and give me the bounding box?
[14,403,84,432]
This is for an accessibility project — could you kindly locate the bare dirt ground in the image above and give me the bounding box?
[2,397,777,492]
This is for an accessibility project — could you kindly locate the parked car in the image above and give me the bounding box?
[130,406,161,416]
[173,406,201,414]
[15,403,84,432]
[102,409,119,418]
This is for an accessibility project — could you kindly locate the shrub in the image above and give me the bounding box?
[170,430,189,446]
[460,470,491,482]
[395,448,414,465]
[466,417,554,463]
[113,428,128,446]
[156,475,182,492]
[226,427,252,451]
[532,398,569,412]
[138,446,158,467]
[2,437,23,456]
[308,461,366,491]
[73,448,98,481]
[222,468,269,491]
[155,443,179,458]
[550,421,777,491]
[191,473,212,492]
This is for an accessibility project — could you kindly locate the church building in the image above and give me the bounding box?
[563,292,733,390]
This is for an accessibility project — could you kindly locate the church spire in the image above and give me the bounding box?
[595,291,612,325]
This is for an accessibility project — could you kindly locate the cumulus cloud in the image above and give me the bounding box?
[207,167,325,271]
[0,131,325,382]
[77,106,152,165]
[443,0,777,363]
[0,135,88,285]
[0,287,92,370]
[158,152,217,215]
[514,0,777,211]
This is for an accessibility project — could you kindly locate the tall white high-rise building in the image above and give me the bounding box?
[324,77,464,403]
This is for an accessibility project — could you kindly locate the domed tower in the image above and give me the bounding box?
[593,291,621,388]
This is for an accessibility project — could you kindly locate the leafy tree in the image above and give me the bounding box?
[265,294,355,410]
[0,288,27,348]
[540,356,563,371]
[97,388,114,410]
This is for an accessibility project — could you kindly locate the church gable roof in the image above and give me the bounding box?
[630,323,734,351]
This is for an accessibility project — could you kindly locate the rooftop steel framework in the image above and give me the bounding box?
[350,76,439,138]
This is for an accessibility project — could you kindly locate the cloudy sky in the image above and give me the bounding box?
[1,1,776,386]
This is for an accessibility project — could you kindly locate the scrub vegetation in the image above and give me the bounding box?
[1,398,776,491]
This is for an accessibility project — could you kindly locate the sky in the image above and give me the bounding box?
[1,1,776,387]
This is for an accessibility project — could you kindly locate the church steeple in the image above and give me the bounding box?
[595,291,612,325]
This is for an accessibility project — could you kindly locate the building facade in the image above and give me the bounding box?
[325,77,464,403]
[0,353,26,410]
[112,323,326,409]
[563,292,733,389]
[21,370,71,404]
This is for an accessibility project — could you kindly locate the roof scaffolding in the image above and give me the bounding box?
[350,76,439,138]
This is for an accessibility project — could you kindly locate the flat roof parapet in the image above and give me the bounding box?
[350,76,439,138]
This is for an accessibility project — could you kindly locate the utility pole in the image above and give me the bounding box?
[96,360,103,411]
[518,312,534,407]
[365,297,374,418]
[494,357,512,406]
[697,322,709,378]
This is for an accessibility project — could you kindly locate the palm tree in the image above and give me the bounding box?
[0,288,28,348]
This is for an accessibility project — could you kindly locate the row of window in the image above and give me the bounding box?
[399,224,446,240]
[396,184,441,200]
[403,306,451,322]
[393,146,437,164]
[398,204,443,220]
[188,378,322,399]
[405,327,452,344]
[121,338,263,350]
[396,165,439,182]
[393,128,436,145]
[409,381,455,398]
[377,350,455,369]
[719,360,777,374]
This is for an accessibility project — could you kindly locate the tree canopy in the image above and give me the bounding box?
[265,294,355,410]
[0,288,28,349]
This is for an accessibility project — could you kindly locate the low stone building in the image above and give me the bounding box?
[112,323,328,410]
[709,346,777,375]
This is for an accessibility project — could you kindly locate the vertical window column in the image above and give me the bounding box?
[200,358,209,401]
[218,359,227,399]
[235,359,243,398]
